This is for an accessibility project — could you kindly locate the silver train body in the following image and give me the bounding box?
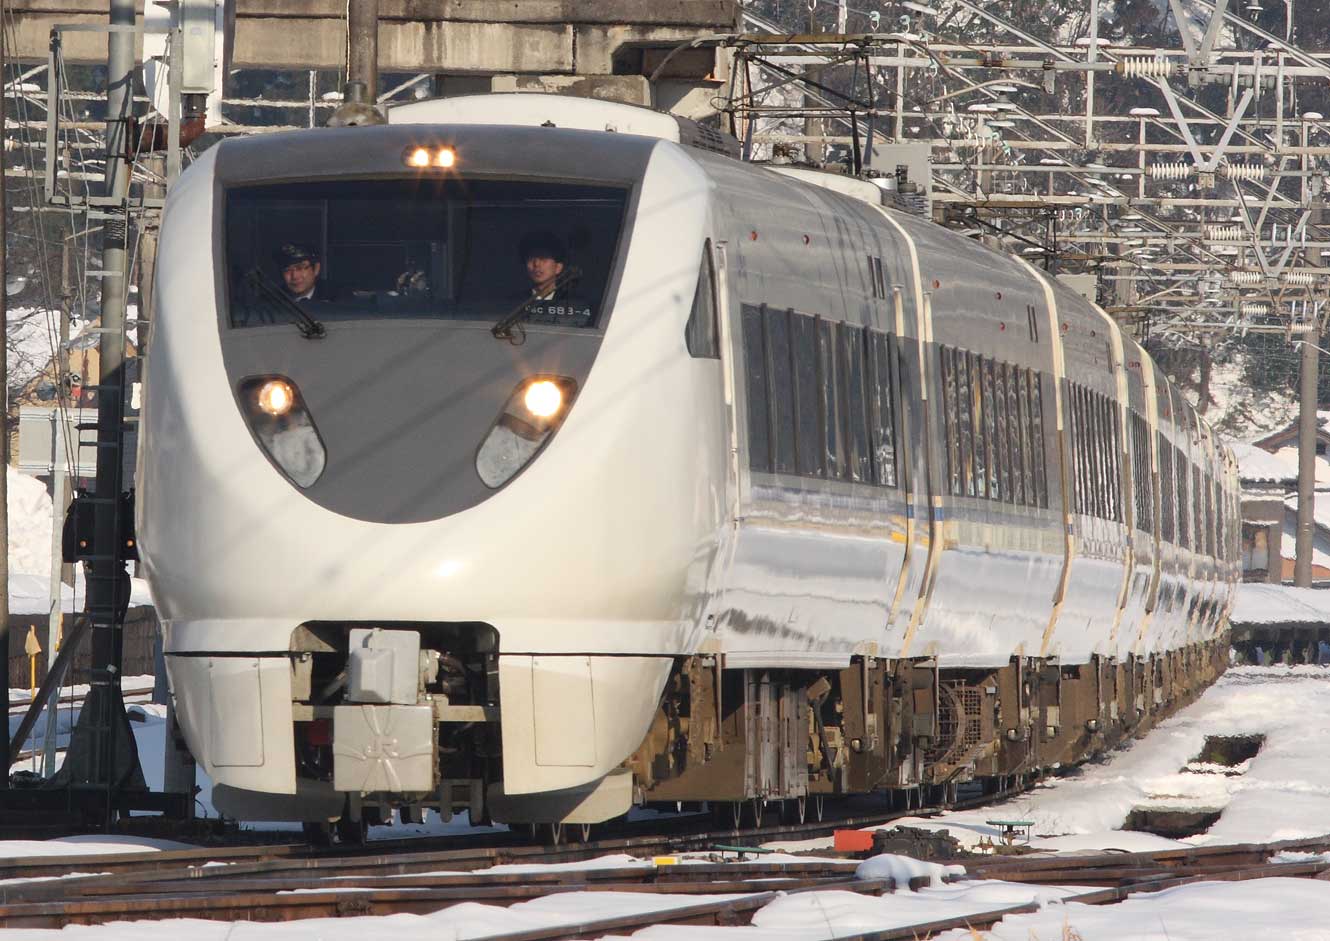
[139,95,1239,825]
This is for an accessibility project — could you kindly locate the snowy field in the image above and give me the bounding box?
[0,664,1328,938]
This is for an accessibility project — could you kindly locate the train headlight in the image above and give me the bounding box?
[404,145,457,169]
[523,379,563,419]
[475,376,578,489]
[256,379,295,416]
[237,375,327,488]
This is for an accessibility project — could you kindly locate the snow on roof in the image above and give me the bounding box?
[1272,446,1330,485]
[1232,583,1330,625]
[1282,492,1330,528]
[1230,439,1297,484]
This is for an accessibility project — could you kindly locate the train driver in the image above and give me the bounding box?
[274,243,337,303]
[517,231,592,326]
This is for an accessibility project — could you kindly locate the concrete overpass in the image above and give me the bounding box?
[12,1,738,113]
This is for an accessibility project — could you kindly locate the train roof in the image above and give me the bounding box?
[208,122,660,188]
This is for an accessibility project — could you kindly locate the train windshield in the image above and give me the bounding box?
[224,178,629,330]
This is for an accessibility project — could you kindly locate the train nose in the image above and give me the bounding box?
[222,325,600,524]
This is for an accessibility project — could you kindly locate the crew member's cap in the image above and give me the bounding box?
[273,242,319,269]
[518,231,566,264]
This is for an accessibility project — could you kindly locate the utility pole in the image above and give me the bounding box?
[58,0,145,814]
[804,6,823,166]
[1295,325,1318,587]
[0,0,9,789]
[347,0,379,101]
[328,0,383,126]
[40,240,72,777]
[1300,204,1330,587]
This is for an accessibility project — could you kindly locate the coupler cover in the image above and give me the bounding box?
[333,704,435,794]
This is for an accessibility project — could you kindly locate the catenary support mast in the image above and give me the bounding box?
[1295,326,1317,587]
[57,0,145,816]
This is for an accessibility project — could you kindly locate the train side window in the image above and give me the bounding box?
[968,353,987,499]
[993,362,1009,503]
[840,326,872,483]
[956,350,975,497]
[941,347,961,496]
[1132,413,1152,532]
[792,312,823,478]
[1157,436,1174,543]
[1086,390,1098,516]
[981,357,999,501]
[1090,392,1103,518]
[1017,369,1034,505]
[741,304,771,472]
[1007,364,1026,506]
[1078,390,1092,517]
[1109,400,1123,522]
[1174,448,1189,548]
[1101,399,1113,522]
[1129,414,1141,529]
[818,319,842,479]
[766,306,797,475]
[1070,386,1085,515]
[1090,393,1106,519]
[1030,371,1047,507]
[869,330,898,487]
[1084,390,1097,517]
[686,243,720,359]
[1193,465,1205,556]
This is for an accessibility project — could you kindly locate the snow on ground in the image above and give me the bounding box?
[3,464,152,615]
[2,666,1330,939]
[769,665,1330,850]
[7,468,52,579]
[0,834,192,859]
[932,879,1330,941]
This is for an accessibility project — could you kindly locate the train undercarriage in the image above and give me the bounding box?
[626,642,1229,814]
[260,621,1228,835]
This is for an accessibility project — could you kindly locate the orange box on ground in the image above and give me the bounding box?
[833,829,876,853]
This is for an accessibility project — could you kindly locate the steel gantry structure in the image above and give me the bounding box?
[692,0,1330,346]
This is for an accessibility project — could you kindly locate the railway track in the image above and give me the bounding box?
[4,804,1330,935]
[8,681,157,716]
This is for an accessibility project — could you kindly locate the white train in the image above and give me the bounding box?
[139,94,1238,834]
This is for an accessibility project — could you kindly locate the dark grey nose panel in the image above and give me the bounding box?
[221,323,600,523]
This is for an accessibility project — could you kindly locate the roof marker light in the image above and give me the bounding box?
[406,146,431,168]
[434,147,457,168]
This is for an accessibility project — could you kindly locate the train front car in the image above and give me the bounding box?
[137,121,724,826]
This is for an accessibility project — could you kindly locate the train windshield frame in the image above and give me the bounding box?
[222,176,631,331]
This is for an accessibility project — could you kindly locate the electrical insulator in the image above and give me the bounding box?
[1205,225,1246,242]
[1283,271,1316,286]
[1116,57,1177,79]
[1230,270,1262,285]
[1148,161,1193,180]
[1218,163,1268,181]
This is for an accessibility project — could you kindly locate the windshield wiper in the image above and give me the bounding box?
[491,266,582,342]
[242,268,327,339]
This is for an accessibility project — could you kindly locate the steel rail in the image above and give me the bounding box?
[0,875,895,930]
[0,861,864,905]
